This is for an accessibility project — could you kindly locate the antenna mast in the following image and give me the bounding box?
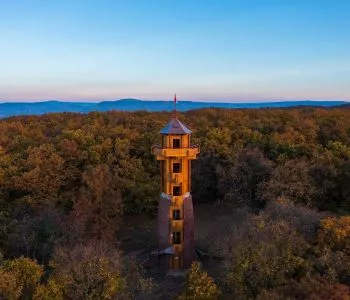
[173,94,177,119]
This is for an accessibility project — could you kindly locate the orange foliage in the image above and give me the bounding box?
[318,216,350,251]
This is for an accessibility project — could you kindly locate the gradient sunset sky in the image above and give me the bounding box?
[1,0,350,102]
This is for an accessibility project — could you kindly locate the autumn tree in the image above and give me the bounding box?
[217,147,273,210]
[257,277,350,300]
[72,164,123,241]
[318,216,350,252]
[259,158,317,206]
[15,143,66,203]
[179,261,220,299]
[0,257,43,299]
[33,279,63,300]
[221,201,313,297]
[52,241,125,300]
[121,258,157,299]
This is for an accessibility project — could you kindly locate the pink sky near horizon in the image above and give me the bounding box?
[2,77,350,103]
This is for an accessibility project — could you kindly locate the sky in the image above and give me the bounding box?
[1,0,350,102]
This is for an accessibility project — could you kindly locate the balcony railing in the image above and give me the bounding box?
[152,144,199,150]
[152,144,200,158]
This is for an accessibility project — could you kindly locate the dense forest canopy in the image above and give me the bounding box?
[1,107,350,299]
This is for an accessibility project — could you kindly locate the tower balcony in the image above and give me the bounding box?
[152,145,200,160]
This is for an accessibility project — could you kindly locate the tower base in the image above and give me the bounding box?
[157,192,195,270]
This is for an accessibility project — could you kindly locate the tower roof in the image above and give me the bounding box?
[160,118,192,135]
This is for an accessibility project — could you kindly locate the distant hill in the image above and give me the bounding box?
[0,99,348,118]
[338,103,350,109]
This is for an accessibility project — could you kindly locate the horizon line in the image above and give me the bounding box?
[1,98,349,104]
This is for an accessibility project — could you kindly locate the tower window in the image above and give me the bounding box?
[173,186,181,196]
[173,232,181,244]
[173,162,181,173]
[173,209,181,220]
[173,139,180,148]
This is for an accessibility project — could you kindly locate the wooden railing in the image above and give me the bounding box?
[152,145,200,158]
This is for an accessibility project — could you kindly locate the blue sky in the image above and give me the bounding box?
[1,0,350,102]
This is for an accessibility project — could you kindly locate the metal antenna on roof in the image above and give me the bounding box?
[173,94,177,119]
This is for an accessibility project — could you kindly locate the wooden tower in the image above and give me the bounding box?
[152,95,199,270]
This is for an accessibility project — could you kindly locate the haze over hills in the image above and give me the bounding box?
[0,99,348,118]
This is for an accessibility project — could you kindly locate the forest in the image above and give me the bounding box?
[1,107,350,299]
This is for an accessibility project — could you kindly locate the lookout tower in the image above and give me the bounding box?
[152,95,200,270]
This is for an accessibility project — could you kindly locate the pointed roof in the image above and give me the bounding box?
[160,118,192,135]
